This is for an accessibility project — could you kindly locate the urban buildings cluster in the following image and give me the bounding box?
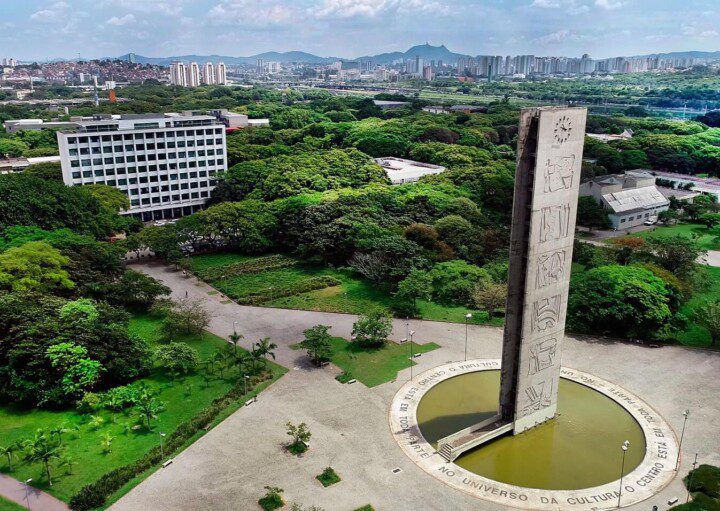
[2,58,17,67]
[456,54,699,78]
[169,61,227,87]
[0,60,167,85]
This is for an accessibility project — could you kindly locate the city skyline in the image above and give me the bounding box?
[2,0,720,62]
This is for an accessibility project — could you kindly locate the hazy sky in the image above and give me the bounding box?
[2,0,720,61]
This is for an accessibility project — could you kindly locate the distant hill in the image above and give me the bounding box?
[70,45,720,68]
[116,52,339,66]
[357,44,469,64]
[114,44,470,67]
[632,51,720,60]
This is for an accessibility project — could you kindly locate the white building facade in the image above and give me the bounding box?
[169,61,187,86]
[202,62,215,85]
[215,62,227,85]
[57,113,227,221]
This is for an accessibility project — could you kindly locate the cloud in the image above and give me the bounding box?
[700,30,719,38]
[536,29,574,44]
[107,0,184,16]
[530,0,588,14]
[531,0,561,7]
[311,0,445,19]
[595,0,623,10]
[107,14,136,26]
[209,0,296,26]
[30,1,69,22]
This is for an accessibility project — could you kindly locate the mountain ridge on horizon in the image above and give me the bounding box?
[38,43,720,66]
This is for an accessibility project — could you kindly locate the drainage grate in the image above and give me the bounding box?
[392,468,402,474]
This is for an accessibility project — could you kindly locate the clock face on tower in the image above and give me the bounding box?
[553,115,573,144]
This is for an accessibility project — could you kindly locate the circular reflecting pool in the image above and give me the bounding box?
[416,370,646,490]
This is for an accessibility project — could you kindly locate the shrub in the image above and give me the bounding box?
[155,343,199,376]
[352,312,392,349]
[259,486,285,511]
[686,464,720,499]
[316,467,341,487]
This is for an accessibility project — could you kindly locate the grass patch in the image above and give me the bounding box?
[353,506,376,511]
[630,223,720,251]
[316,467,341,487]
[335,371,353,384]
[676,266,720,348]
[0,314,286,505]
[326,337,439,387]
[0,498,26,511]
[190,253,497,326]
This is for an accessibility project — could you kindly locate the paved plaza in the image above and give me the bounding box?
[110,263,720,511]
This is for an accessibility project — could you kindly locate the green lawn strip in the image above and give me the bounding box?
[0,314,286,504]
[0,497,26,511]
[99,371,285,510]
[627,223,720,251]
[192,253,500,326]
[325,337,439,387]
[353,506,375,511]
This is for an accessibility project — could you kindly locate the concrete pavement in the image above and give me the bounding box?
[109,262,720,511]
[0,473,69,511]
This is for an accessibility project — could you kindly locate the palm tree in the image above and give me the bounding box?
[59,455,76,475]
[24,432,62,486]
[50,425,68,445]
[135,393,165,431]
[0,443,18,471]
[253,338,277,368]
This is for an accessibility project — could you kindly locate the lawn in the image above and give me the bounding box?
[0,498,25,511]
[0,314,287,505]
[189,253,499,326]
[630,223,720,251]
[293,336,439,387]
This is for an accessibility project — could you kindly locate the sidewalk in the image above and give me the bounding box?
[0,473,69,511]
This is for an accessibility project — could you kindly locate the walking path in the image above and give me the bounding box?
[109,262,720,511]
[0,473,69,511]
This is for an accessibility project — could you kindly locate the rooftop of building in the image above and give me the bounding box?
[375,157,445,183]
[602,185,669,214]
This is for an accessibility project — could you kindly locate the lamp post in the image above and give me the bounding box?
[244,374,249,396]
[159,432,166,459]
[464,313,472,361]
[409,330,416,381]
[233,321,238,335]
[676,409,689,471]
[617,440,630,508]
[24,478,32,511]
[686,453,699,503]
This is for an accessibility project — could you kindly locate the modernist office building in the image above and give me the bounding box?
[57,113,227,221]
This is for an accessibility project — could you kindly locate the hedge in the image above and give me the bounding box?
[234,276,341,305]
[69,371,274,511]
[196,255,297,281]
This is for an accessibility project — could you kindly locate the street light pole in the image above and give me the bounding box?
[686,453,699,503]
[409,330,416,381]
[618,440,630,508]
[24,478,32,511]
[676,410,689,471]
[244,375,249,395]
[464,313,472,361]
[159,432,166,459]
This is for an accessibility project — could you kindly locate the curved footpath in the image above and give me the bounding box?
[0,473,70,511]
